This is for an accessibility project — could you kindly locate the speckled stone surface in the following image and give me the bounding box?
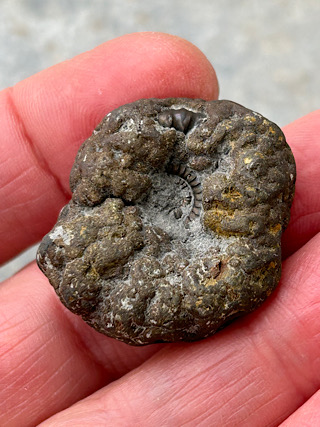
[37,98,296,345]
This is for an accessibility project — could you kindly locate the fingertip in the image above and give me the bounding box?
[120,32,219,101]
[282,109,320,161]
[93,32,219,103]
[281,109,320,258]
[13,31,219,168]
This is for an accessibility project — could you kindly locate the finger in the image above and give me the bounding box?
[0,263,162,426]
[280,390,320,426]
[41,233,320,426]
[282,109,320,258]
[0,32,218,264]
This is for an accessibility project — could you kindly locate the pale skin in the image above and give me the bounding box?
[0,32,320,426]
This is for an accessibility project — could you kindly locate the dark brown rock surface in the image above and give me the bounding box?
[37,98,296,345]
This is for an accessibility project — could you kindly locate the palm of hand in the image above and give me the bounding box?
[1,33,320,426]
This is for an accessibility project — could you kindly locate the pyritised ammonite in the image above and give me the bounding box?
[37,98,296,345]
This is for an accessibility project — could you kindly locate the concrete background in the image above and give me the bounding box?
[1,0,319,281]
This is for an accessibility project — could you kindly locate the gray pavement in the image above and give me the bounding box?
[1,0,319,281]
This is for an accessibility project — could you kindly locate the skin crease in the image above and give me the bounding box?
[0,32,319,426]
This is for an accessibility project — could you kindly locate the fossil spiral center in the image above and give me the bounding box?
[136,169,202,239]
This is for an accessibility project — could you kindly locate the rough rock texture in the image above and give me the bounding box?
[37,98,296,345]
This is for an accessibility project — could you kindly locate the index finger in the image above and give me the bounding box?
[0,32,218,264]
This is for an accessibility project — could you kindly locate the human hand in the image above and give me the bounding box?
[1,32,319,426]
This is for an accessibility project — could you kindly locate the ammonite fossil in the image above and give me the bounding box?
[37,98,296,345]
